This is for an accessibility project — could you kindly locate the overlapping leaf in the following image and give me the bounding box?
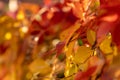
[99,34,113,54]
[74,46,93,64]
[74,66,97,80]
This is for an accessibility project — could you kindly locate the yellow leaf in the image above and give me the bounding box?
[65,40,77,77]
[64,58,77,79]
[64,58,72,77]
[66,41,76,57]
[106,54,113,64]
[29,58,51,75]
[74,46,93,64]
[87,30,96,45]
[78,61,88,71]
[99,34,113,54]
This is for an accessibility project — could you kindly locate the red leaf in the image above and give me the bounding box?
[29,20,41,35]
[55,42,65,57]
[74,66,97,80]
[97,21,114,43]
[96,0,120,49]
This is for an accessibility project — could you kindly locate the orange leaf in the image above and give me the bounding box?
[72,2,84,19]
[60,22,80,45]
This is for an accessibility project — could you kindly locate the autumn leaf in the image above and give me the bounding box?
[87,29,96,45]
[2,0,120,80]
[55,41,65,57]
[60,22,80,45]
[97,0,120,49]
[88,56,105,77]
[66,38,76,57]
[99,33,113,54]
[74,66,97,80]
[72,2,84,20]
[74,46,93,64]
[29,58,51,75]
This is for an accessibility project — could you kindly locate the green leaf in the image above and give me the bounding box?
[78,38,83,46]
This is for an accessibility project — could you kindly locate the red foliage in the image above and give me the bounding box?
[97,0,120,49]
[74,66,97,80]
[55,42,65,57]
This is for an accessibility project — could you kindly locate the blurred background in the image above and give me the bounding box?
[0,0,66,80]
[0,0,48,80]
